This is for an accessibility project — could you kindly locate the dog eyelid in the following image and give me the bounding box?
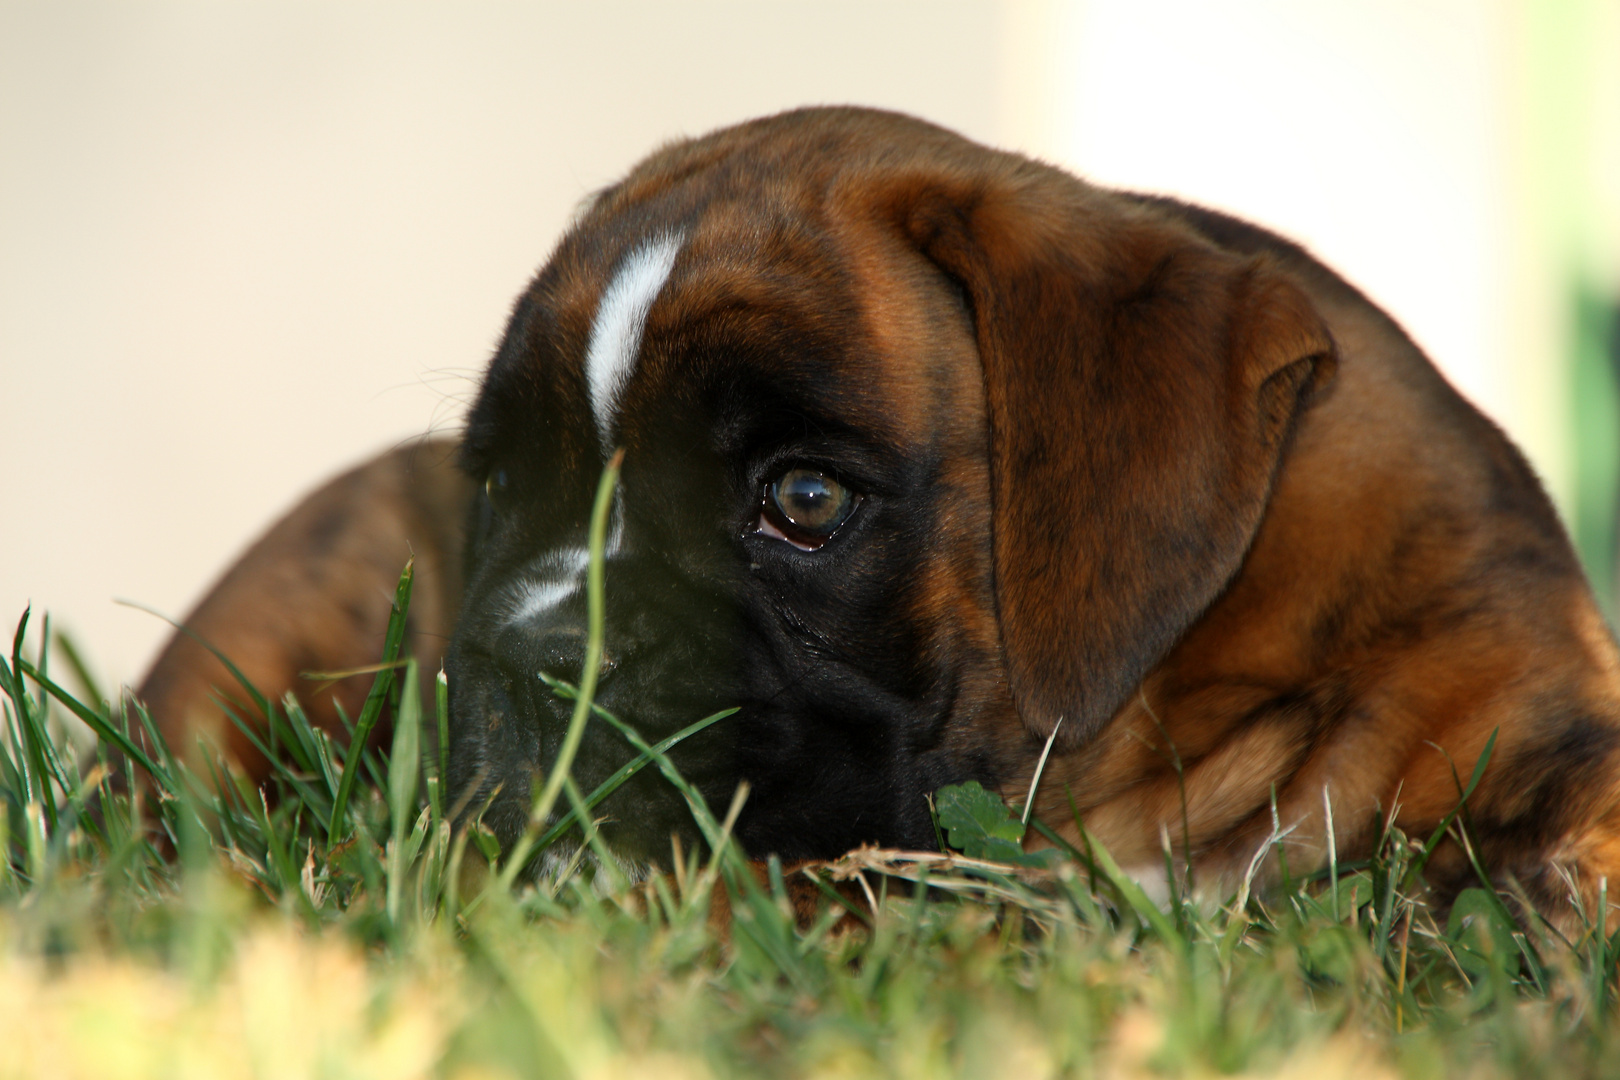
[754,468,861,552]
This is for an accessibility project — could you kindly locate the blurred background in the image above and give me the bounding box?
[2,0,1617,692]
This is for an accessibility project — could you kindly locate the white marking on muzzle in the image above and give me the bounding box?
[499,509,626,629]
[502,548,591,626]
[584,233,683,452]
[537,841,651,889]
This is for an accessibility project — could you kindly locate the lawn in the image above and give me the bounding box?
[4,463,1619,1078]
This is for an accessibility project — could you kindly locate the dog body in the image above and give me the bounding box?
[139,442,469,775]
[1026,202,1620,902]
[141,108,1620,912]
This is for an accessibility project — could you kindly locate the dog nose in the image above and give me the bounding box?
[533,627,588,680]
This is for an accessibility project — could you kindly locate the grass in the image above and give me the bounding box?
[6,462,1620,1077]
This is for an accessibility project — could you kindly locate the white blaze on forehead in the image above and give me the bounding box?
[584,233,683,451]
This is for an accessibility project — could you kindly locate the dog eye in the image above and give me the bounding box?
[484,468,510,508]
[756,468,860,550]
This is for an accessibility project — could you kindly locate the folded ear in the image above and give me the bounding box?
[896,168,1336,747]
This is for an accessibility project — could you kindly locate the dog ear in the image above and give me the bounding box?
[894,167,1337,748]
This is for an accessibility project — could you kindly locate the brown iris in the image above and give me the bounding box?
[757,468,860,551]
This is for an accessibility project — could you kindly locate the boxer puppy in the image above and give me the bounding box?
[141,107,1620,917]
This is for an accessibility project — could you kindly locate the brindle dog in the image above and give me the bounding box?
[140,108,1620,919]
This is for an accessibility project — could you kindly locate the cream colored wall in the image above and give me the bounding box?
[3,1,1611,690]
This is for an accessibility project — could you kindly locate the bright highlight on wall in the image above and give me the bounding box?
[1002,0,1620,613]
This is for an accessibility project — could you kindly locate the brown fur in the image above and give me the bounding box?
[138,108,1620,922]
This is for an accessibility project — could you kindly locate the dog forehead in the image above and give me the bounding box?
[521,213,959,460]
[475,118,991,473]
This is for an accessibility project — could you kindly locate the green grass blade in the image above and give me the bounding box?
[212,696,332,815]
[525,693,734,862]
[50,629,105,712]
[497,450,622,890]
[387,659,422,925]
[266,692,322,776]
[328,559,414,844]
[14,656,169,790]
[116,599,276,725]
[1408,728,1498,885]
[541,680,728,852]
[249,787,318,922]
[126,697,183,793]
[5,611,54,826]
[1081,826,1185,950]
[0,710,28,807]
[429,666,449,827]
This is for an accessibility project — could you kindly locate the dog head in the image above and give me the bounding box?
[445,107,1336,867]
